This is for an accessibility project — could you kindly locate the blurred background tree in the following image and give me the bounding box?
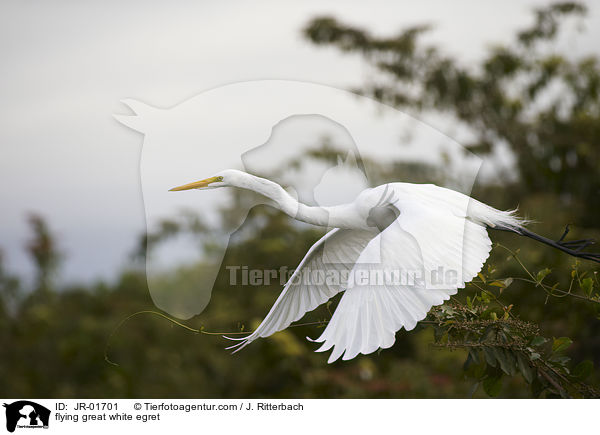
[304,2,599,227]
[0,1,598,398]
[25,214,61,294]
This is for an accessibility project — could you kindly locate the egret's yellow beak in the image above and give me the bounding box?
[169,176,223,191]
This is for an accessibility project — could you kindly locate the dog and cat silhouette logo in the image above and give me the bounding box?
[3,401,50,432]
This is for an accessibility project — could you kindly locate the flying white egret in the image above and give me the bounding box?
[170,169,599,363]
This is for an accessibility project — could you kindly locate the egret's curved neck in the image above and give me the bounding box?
[232,173,359,229]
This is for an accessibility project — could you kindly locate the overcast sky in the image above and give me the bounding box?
[1,0,598,284]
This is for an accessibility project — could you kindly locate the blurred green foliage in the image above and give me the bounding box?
[305,2,599,228]
[1,2,599,398]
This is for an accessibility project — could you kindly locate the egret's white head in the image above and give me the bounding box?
[169,169,246,191]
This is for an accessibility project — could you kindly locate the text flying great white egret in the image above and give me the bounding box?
[170,169,599,363]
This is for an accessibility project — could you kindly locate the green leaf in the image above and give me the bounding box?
[529,336,548,347]
[469,349,480,365]
[496,348,516,376]
[572,360,593,380]
[468,359,487,379]
[549,354,571,367]
[581,277,594,297]
[483,375,503,397]
[516,352,535,384]
[489,278,513,291]
[478,272,486,284]
[464,353,487,379]
[536,268,551,283]
[467,382,479,398]
[552,337,573,353]
[463,352,475,371]
[483,347,497,367]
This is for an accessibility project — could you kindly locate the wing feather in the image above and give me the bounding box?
[225,227,377,351]
[312,186,493,362]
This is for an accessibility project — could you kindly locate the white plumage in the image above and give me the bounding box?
[170,169,526,362]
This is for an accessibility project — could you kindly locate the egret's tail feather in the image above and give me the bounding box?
[467,197,600,263]
[222,334,250,342]
[224,339,250,352]
[467,199,529,230]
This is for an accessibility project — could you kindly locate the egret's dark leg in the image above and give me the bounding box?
[491,225,600,263]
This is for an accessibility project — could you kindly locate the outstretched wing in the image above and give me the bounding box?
[225,227,378,352]
[312,190,492,363]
